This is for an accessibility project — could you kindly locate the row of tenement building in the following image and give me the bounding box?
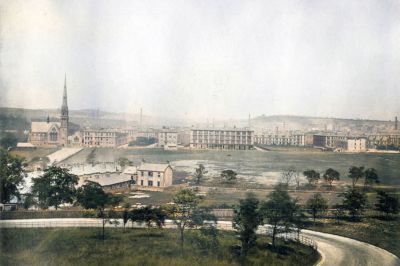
[27,77,400,152]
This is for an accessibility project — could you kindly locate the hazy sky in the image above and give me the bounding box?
[0,0,399,120]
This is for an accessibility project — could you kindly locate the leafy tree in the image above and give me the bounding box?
[194,164,206,184]
[233,193,260,257]
[341,188,367,220]
[0,133,18,149]
[21,193,36,209]
[166,189,199,253]
[303,170,320,186]
[76,181,122,239]
[130,206,166,230]
[260,184,299,247]
[31,166,78,210]
[76,181,109,209]
[0,149,26,203]
[306,193,328,222]
[348,166,365,187]
[323,168,340,189]
[375,191,399,217]
[220,170,237,183]
[364,168,379,189]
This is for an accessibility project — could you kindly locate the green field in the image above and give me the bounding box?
[0,228,319,266]
[62,148,400,185]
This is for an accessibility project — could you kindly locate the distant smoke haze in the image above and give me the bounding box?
[0,0,399,121]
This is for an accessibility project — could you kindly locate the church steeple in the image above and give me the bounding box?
[60,73,69,146]
[62,73,68,114]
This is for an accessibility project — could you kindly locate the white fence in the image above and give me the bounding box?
[0,219,317,250]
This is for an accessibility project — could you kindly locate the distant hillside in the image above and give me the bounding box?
[0,107,188,130]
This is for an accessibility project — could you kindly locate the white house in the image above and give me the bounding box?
[136,163,173,188]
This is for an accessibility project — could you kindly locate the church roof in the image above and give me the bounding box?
[31,122,60,133]
[137,163,171,172]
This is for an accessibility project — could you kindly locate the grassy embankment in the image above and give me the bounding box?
[0,228,319,266]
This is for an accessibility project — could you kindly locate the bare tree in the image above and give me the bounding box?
[280,167,297,187]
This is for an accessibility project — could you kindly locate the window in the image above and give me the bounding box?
[140,180,143,186]
[148,171,153,177]
[157,181,160,187]
[50,128,58,142]
[158,172,161,177]
[148,180,153,186]
[141,171,144,177]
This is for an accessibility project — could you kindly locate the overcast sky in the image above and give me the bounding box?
[0,0,399,120]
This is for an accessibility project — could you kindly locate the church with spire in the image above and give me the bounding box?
[28,75,69,147]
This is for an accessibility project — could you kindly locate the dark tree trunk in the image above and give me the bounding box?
[179,227,184,254]
[272,226,277,247]
[102,219,105,240]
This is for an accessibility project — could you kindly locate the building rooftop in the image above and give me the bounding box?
[122,166,137,175]
[85,173,132,187]
[137,163,171,172]
[31,122,60,133]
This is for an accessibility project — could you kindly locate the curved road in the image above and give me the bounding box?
[302,229,400,266]
[1,219,399,266]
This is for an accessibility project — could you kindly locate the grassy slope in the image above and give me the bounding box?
[0,228,319,266]
[308,217,400,257]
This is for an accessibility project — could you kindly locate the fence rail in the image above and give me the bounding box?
[0,219,317,250]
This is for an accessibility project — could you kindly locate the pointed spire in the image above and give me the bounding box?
[61,73,68,116]
[63,73,67,98]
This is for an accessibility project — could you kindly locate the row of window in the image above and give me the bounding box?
[140,180,161,187]
[192,132,252,136]
[140,171,162,177]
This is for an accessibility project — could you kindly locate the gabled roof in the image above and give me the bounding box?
[137,163,171,172]
[31,122,60,133]
[86,174,132,187]
[122,166,137,175]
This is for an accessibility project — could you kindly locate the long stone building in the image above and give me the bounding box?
[82,129,127,148]
[254,132,305,146]
[190,128,254,150]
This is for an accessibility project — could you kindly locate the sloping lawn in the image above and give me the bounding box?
[0,228,319,266]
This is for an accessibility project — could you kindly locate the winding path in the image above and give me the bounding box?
[1,219,399,266]
[302,229,400,266]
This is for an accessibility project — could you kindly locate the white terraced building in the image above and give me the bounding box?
[82,129,127,148]
[254,133,305,146]
[190,128,254,150]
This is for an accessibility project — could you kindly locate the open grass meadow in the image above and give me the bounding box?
[0,228,319,266]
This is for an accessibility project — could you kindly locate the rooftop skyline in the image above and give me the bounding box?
[0,0,399,121]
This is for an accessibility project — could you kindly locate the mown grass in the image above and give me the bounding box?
[0,228,319,266]
[308,216,400,257]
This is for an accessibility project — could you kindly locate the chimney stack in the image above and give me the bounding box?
[395,116,398,131]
